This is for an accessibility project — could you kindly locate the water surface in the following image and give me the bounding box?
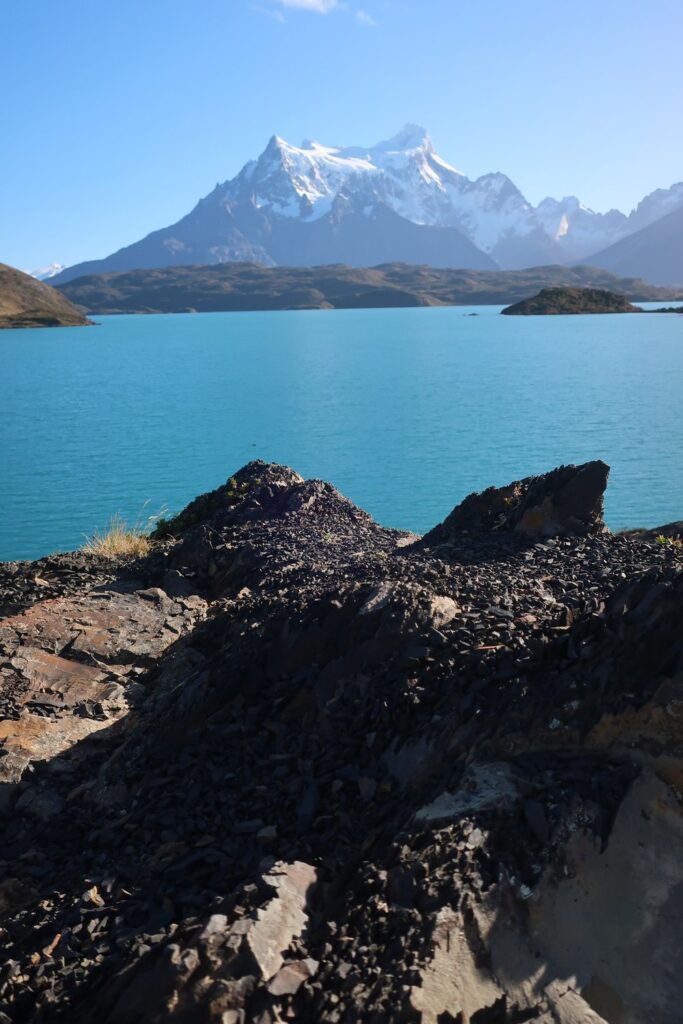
[2,304,682,560]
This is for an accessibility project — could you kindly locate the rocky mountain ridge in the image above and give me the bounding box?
[52,127,683,285]
[0,459,681,1022]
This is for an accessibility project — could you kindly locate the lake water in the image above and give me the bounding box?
[2,304,682,561]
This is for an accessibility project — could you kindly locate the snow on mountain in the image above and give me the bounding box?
[218,124,651,266]
[29,263,66,281]
[627,182,683,232]
[534,183,683,262]
[534,197,629,261]
[218,125,543,261]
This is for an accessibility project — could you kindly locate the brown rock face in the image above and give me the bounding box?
[0,587,206,791]
[424,460,610,543]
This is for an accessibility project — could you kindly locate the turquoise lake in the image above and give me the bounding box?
[2,304,682,561]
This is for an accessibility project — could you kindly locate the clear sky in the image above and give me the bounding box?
[3,0,682,270]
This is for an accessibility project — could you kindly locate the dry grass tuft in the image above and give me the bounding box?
[81,513,151,558]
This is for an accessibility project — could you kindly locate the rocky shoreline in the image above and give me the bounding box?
[0,460,681,1023]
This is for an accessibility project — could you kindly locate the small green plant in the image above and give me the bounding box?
[225,476,251,502]
[656,534,683,549]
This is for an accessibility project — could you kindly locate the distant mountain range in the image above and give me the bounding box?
[52,126,683,285]
[56,262,682,315]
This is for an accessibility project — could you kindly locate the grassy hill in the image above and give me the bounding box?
[0,264,92,329]
[56,262,683,315]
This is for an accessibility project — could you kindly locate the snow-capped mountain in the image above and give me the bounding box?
[52,127,683,284]
[29,263,66,281]
[218,126,553,267]
[534,182,683,266]
[230,127,526,242]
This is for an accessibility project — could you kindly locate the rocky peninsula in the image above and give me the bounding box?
[0,461,681,1022]
[0,264,91,329]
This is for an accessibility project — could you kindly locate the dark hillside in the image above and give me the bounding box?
[57,261,683,314]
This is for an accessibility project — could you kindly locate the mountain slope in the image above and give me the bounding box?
[585,203,683,285]
[57,262,682,315]
[0,263,91,328]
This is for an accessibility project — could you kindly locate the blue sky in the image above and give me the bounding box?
[2,0,682,269]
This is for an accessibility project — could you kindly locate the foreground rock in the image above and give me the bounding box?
[0,460,682,1023]
[501,286,640,315]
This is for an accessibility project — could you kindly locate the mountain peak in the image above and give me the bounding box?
[266,134,290,153]
[377,123,433,152]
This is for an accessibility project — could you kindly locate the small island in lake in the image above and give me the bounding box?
[0,263,92,329]
[501,286,641,315]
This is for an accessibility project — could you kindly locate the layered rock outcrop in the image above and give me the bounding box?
[0,461,681,1023]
